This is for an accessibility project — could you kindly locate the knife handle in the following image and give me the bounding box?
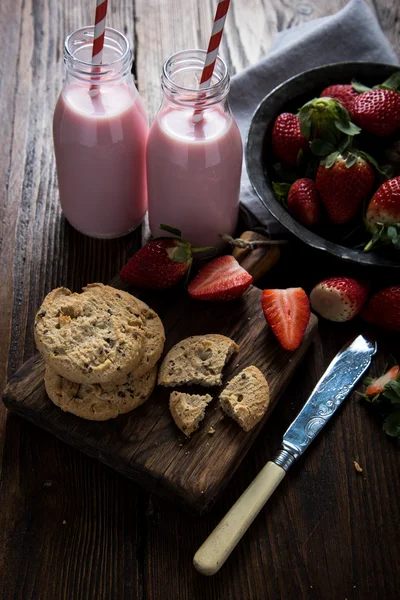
[193,461,286,576]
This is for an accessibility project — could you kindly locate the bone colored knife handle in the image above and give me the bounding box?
[193,461,286,576]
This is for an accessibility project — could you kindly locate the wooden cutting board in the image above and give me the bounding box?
[2,276,318,513]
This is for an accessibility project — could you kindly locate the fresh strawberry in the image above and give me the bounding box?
[261,288,310,351]
[120,225,211,290]
[364,177,400,251]
[271,113,308,165]
[352,89,400,136]
[320,84,358,116]
[188,255,253,301]
[287,178,321,227]
[310,277,369,322]
[365,366,400,396]
[121,239,189,289]
[361,286,400,332]
[316,153,375,224]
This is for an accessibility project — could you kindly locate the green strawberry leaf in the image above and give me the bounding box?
[382,390,400,404]
[167,244,191,263]
[382,380,400,404]
[272,182,291,206]
[387,226,398,240]
[160,224,182,237]
[334,118,361,136]
[338,135,351,153]
[364,223,385,252]
[345,153,357,168]
[378,71,400,91]
[351,79,371,93]
[299,115,312,139]
[382,411,400,438]
[310,139,336,156]
[357,150,388,177]
[323,151,340,168]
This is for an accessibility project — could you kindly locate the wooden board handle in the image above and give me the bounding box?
[193,461,286,575]
[233,232,281,283]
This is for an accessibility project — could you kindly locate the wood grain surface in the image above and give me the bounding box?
[0,0,399,599]
[2,285,317,513]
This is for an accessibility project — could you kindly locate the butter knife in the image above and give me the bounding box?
[193,334,377,576]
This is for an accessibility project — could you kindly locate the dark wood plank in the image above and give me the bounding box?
[2,286,318,512]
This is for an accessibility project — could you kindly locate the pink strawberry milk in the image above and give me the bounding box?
[146,50,242,248]
[53,27,148,238]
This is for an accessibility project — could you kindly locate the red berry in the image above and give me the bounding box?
[365,366,399,396]
[120,239,189,290]
[352,89,400,136]
[316,154,374,224]
[361,286,400,332]
[287,178,321,227]
[188,255,253,302]
[261,288,310,351]
[310,277,369,322]
[320,84,358,116]
[366,176,400,231]
[271,113,308,165]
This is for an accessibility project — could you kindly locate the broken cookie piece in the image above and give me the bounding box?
[169,391,213,436]
[220,366,270,432]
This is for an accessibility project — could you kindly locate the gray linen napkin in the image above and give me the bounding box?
[229,0,399,235]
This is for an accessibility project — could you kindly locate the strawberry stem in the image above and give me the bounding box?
[160,224,182,237]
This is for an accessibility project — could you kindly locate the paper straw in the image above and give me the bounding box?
[89,0,108,96]
[193,0,231,121]
[92,0,109,65]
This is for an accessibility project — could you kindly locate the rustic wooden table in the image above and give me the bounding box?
[1,1,399,598]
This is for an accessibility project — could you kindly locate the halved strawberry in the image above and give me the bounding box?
[365,366,399,396]
[261,288,310,351]
[188,255,253,301]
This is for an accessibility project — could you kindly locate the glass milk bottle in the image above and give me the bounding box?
[53,27,148,238]
[146,50,242,248]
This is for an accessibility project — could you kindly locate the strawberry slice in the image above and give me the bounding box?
[261,288,310,351]
[365,366,399,396]
[188,255,253,301]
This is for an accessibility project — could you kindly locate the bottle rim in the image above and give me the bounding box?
[162,49,230,106]
[64,26,132,82]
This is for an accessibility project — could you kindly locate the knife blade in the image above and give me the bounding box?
[274,333,377,471]
[193,334,377,576]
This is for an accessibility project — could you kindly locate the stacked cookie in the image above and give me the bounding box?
[34,283,165,421]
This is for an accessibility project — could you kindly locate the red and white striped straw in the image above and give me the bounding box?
[194,0,231,121]
[92,0,108,65]
[200,0,231,87]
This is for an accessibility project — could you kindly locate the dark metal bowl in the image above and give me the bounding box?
[246,62,400,269]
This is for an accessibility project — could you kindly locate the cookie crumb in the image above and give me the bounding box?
[62,520,66,525]
[208,426,216,435]
[178,443,183,447]
[43,481,52,488]
[354,461,363,473]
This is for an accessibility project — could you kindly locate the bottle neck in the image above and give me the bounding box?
[63,26,132,86]
[161,49,230,110]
